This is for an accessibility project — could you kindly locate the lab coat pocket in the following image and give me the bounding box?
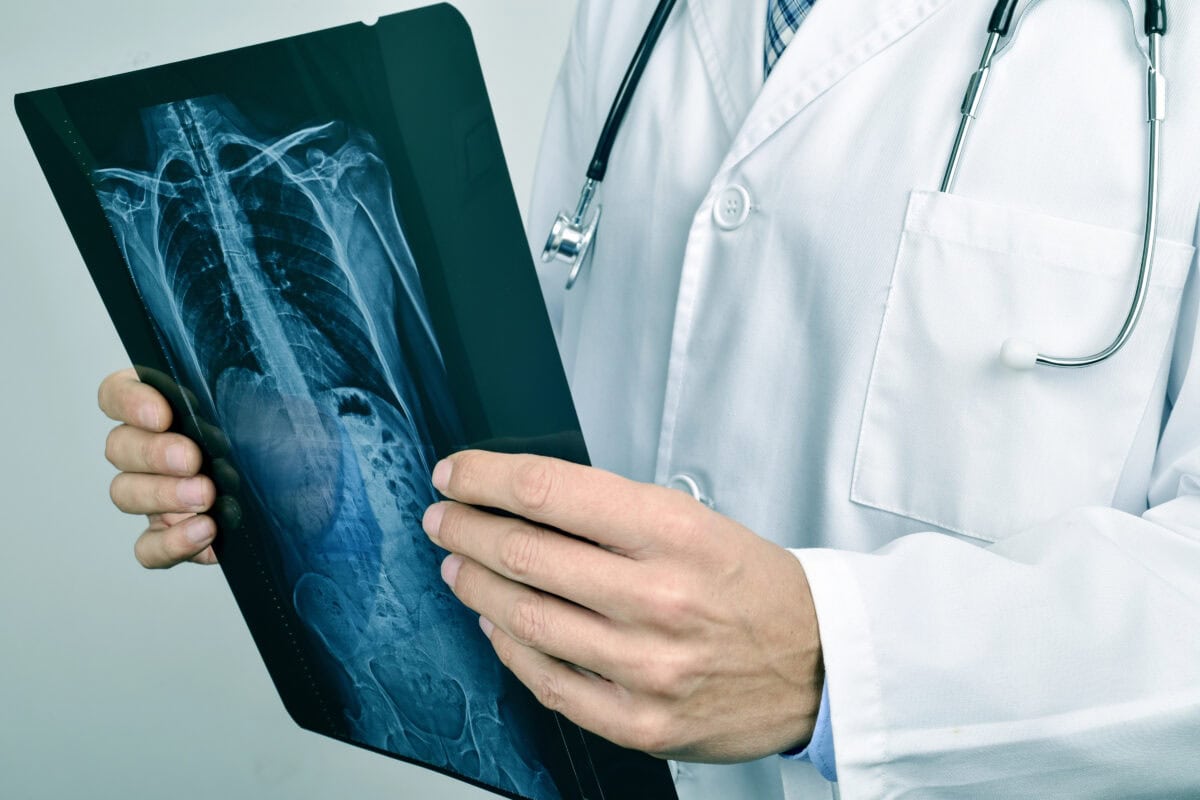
[851,190,1194,542]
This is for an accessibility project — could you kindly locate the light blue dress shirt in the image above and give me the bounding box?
[782,683,836,782]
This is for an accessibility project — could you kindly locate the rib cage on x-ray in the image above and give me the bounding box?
[94,96,560,800]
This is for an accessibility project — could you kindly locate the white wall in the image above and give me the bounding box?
[0,2,575,797]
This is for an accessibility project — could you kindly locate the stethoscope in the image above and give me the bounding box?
[542,0,1170,371]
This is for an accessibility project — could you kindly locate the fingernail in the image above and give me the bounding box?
[479,616,495,637]
[441,554,463,588]
[422,503,447,539]
[137,404,161,430]
[177,477,207,508]
[185,516,215,545]
[432,459,453,493]
[165,444,190,474]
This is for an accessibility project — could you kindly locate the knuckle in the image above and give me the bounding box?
[511,459,559,514]
[532,670,565,712]
[652,501,694,544]
[509,593,547,647]
[449,451,481,494]
[640,647,696,698]
[491,629,517,665]
[646,581,694,630]
[140,433,162,472]
[155,479,180,510]
[641,658,684,698]
[498,527,541,579]
[627,709,674,755]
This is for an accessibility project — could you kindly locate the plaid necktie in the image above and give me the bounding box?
[764,0,816,77]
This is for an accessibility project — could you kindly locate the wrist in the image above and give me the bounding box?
[782,550,824,751]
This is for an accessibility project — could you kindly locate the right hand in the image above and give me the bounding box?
[99,368,218,568]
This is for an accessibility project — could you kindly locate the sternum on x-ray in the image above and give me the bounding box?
[94,96,558,800]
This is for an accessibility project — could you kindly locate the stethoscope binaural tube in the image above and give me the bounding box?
[543,0,680,288]
[943,0,1170,370]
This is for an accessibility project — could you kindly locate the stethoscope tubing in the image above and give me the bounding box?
[545,0,1171,371]
[955,0,1167,369]
[587,0,679,182]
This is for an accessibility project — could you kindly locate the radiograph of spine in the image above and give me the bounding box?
[94,97,559,800]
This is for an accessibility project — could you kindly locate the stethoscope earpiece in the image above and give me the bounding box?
[1000,338,1039,371]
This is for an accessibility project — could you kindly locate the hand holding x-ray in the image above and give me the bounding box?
[99,367,220,568]
[424,450,826,764]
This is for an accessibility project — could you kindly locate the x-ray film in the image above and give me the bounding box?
[15,6,676,799]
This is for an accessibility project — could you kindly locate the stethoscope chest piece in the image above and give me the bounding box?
[543,200,602,290]
[544,0,680,290]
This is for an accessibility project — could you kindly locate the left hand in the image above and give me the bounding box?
[422,451,823,763]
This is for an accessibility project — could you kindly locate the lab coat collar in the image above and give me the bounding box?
[686,0,956,175]
[684,0,769,138]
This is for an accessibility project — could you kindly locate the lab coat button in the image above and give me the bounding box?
[713,185,752,230]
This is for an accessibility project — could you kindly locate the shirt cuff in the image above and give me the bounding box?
[780,681,837,782]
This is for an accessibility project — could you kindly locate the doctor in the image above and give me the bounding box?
[97,0,1200,797]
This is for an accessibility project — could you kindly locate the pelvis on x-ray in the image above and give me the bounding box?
[94,96,559,800]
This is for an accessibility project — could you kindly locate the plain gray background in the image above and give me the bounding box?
[0,1,576,797]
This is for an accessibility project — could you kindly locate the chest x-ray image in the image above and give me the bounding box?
[16,6,675,800]
[95,95,555,800]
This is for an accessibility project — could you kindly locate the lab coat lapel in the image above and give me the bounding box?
[684,0,769,138]
[711,0,957,174]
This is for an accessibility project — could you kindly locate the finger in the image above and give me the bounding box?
[110,473,215,516]
[424,502,643,618]
[481,619,648,752]
[189,546,218,566]
[147,512,200,531]
[99,369,233,459]
[145,514,218,564]
[128,366,206,420]
[434,451,694,552]
[98,368,173,432]
[444,555,631,681]
[133,514,217,569]
[105,425,203,476]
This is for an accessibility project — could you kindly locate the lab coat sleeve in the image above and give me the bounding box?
[791,243,1200,797]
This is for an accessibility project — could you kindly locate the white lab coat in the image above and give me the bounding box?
[526,0,1200,798]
